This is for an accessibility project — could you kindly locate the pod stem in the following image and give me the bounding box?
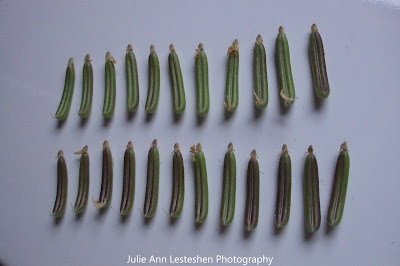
[194,43,204,59]
[68,57,74,65]
[127,141,133,149]
[57,150,64,158]
[282,144,288,153]
[84,54,91,62]
[74,145,88,155]
[106,52,116,64]
[103,140,110,149]
[307,145,314,154]
[256,35,263,44]
[279,26,284,34]
[227,39,239,55]
[340,142,348,151]
[311,24,318,33]
[169,44,175,52]
[174,143,180,152]
[151,139,158,148]
[127,44,133,52]
[150,45,156,53]
[228,142,234,152]
[250,149,257,160]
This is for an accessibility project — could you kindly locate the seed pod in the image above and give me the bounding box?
[73,146,89,213]
[245,150,259,231]
[327,142,350,226]
[190,143,208,223]
[170,143,185,218]
[145,45,160,114]
[103,52,116,118]
[93,141,113,209]
[55,58,75,120]
[275,26,296,106]
[125,45,140,112]
[120,141,135,215]
[309,24,330,99]
[143,139,160,218]
[78,55,93,118]
[220,142,236,226]
[253,35,269,110]
[303,145,321,233]
[225,39,239,112]
[194,43,210,117]
[275,144,291,228]
[52,150,68,217]
[168,44,186,114]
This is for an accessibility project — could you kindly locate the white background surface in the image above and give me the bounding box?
[0,0,399,265]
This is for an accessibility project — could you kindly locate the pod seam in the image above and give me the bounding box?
[191,143,208,223]
[245,150,259,231]
[225,39,239,112]
[253,35,269,110]
[52,150,68,217]
[220,142,236,226]
[78,55,93,118]
[170,143,185,218]
[55,58,75,120]
[120,141,135,215]
[93,141,113,209]
[143,139,160,218]
[275,144,291,228]
[194,43,210,117]
[125,45,140,112]
[145,45,160,113]
[168,44,186,114]
[103,52,116,118]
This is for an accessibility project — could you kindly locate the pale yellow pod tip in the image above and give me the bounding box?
[228,142,234,152]
[250,149,257,160]
[279,26,284,34]
[127,44,133,52]
[57,150,64,158]
[282,144,288,153]
[75,145,88,155]
[127,141,133,149]
[190,145,197,161]
[227,39,239,55]
[174,143,180,152]
[311,24,318,33]
[150,45,156,53]
[84,54,91,62]
[68,57,74,65]
[103,140,110,150]
[92,198,107,209]
[196,143,203,151]
[194,43,204,59]
[340,142,348,151]
[307,145,314,154]
[151,139,158,147]
[256,35,263,44]
[106,52,116,63]
[169,44,175,52]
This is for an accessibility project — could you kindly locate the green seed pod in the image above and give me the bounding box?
[309,24,330,99]
[52,150,68,217]
[190,143,208,223]
[93,141,113,209]
[120,141,135,215]
[194,43,210,117]
[225,39,239,112]
[73,146,89,213]
[327,142,350,226]
[244,150,260,231]
[78,55,93,118]
[170,143,185,218]
[103,52,116,118]
[55,58,75,120]
[125,45,140,112]
[143,139,160,218]
[220,142,236,226]
[168,44,186,114]
[145,45,160,114]
[275,26,296,106]
[303,145,321,233]
[275,144,291,228]
[253,35,269,110]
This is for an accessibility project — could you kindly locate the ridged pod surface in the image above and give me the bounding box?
[275,144,291,228]
[55,58,75,120]
[143,139,160,218]
[78,55,93,118]
[170,143,185,218]
[244,150,259,231]
[93,141,113,209]
[253,35,268,110]
[120,141,135,215]
[73,146,89,213]
[220,143,236,226]
[303,145,321,233]
[52,150,68,217]
[103,52,116,118]
[275,26,296,106]
[194,44,210,117]
[309,24,330,99]
[168,44,186,114]
[191,144,208,223]
[225,39,239,112]
[327,142,350,226]
[125,45,140,112]
[145,45,160,113]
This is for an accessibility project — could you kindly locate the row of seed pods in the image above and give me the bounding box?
[52,141,350,232]
[53,24,329,120]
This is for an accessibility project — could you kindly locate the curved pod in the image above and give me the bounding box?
[52,150,68,217]
[170,143,185,218]
[55,58,75,120]
[309,24,330,99]
[225,39,239,112]
[125,45,140,112]
[245,150,260,231]
[303,145,321,233]
[143,139,160,218]
[78,55,93,118]
[93,141,113,209]
[120,141,135,215]
[191,144,208,223]
[168,44,186,114]
[253,35,269,110]
[145,45,160,113]
[220,143,236,226]
[327,142,350,226]
[103,52,116,118]
[73,146,89,213]
[275,26,295,106]
[194,44,210,117]
[275,144,291,228]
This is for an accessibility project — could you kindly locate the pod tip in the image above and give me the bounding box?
[127,141,133,149]
[227,39,239,55]
[228,142,234,151]
[84,54,91,62]
[127,44,133,51]
[150,45,155,53]
[151,139,157,147]
[57,150,64,158]
[307,145,314,154]
[75,145,88,155]
[256,34,263,44]
[106,52,116,63]
[233,39,239,46]
[174,143,180,152]
[103,140,110,149]
[196,143,202,151]
[190,145,196,154]
[169,44,175,52]
[68,57,74,65]
[311,24,318,32]
[340,142,348,151]
[282,144,288,153]
[198,43,204,50]
[250,149,257,159]
[279,26,284,34]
